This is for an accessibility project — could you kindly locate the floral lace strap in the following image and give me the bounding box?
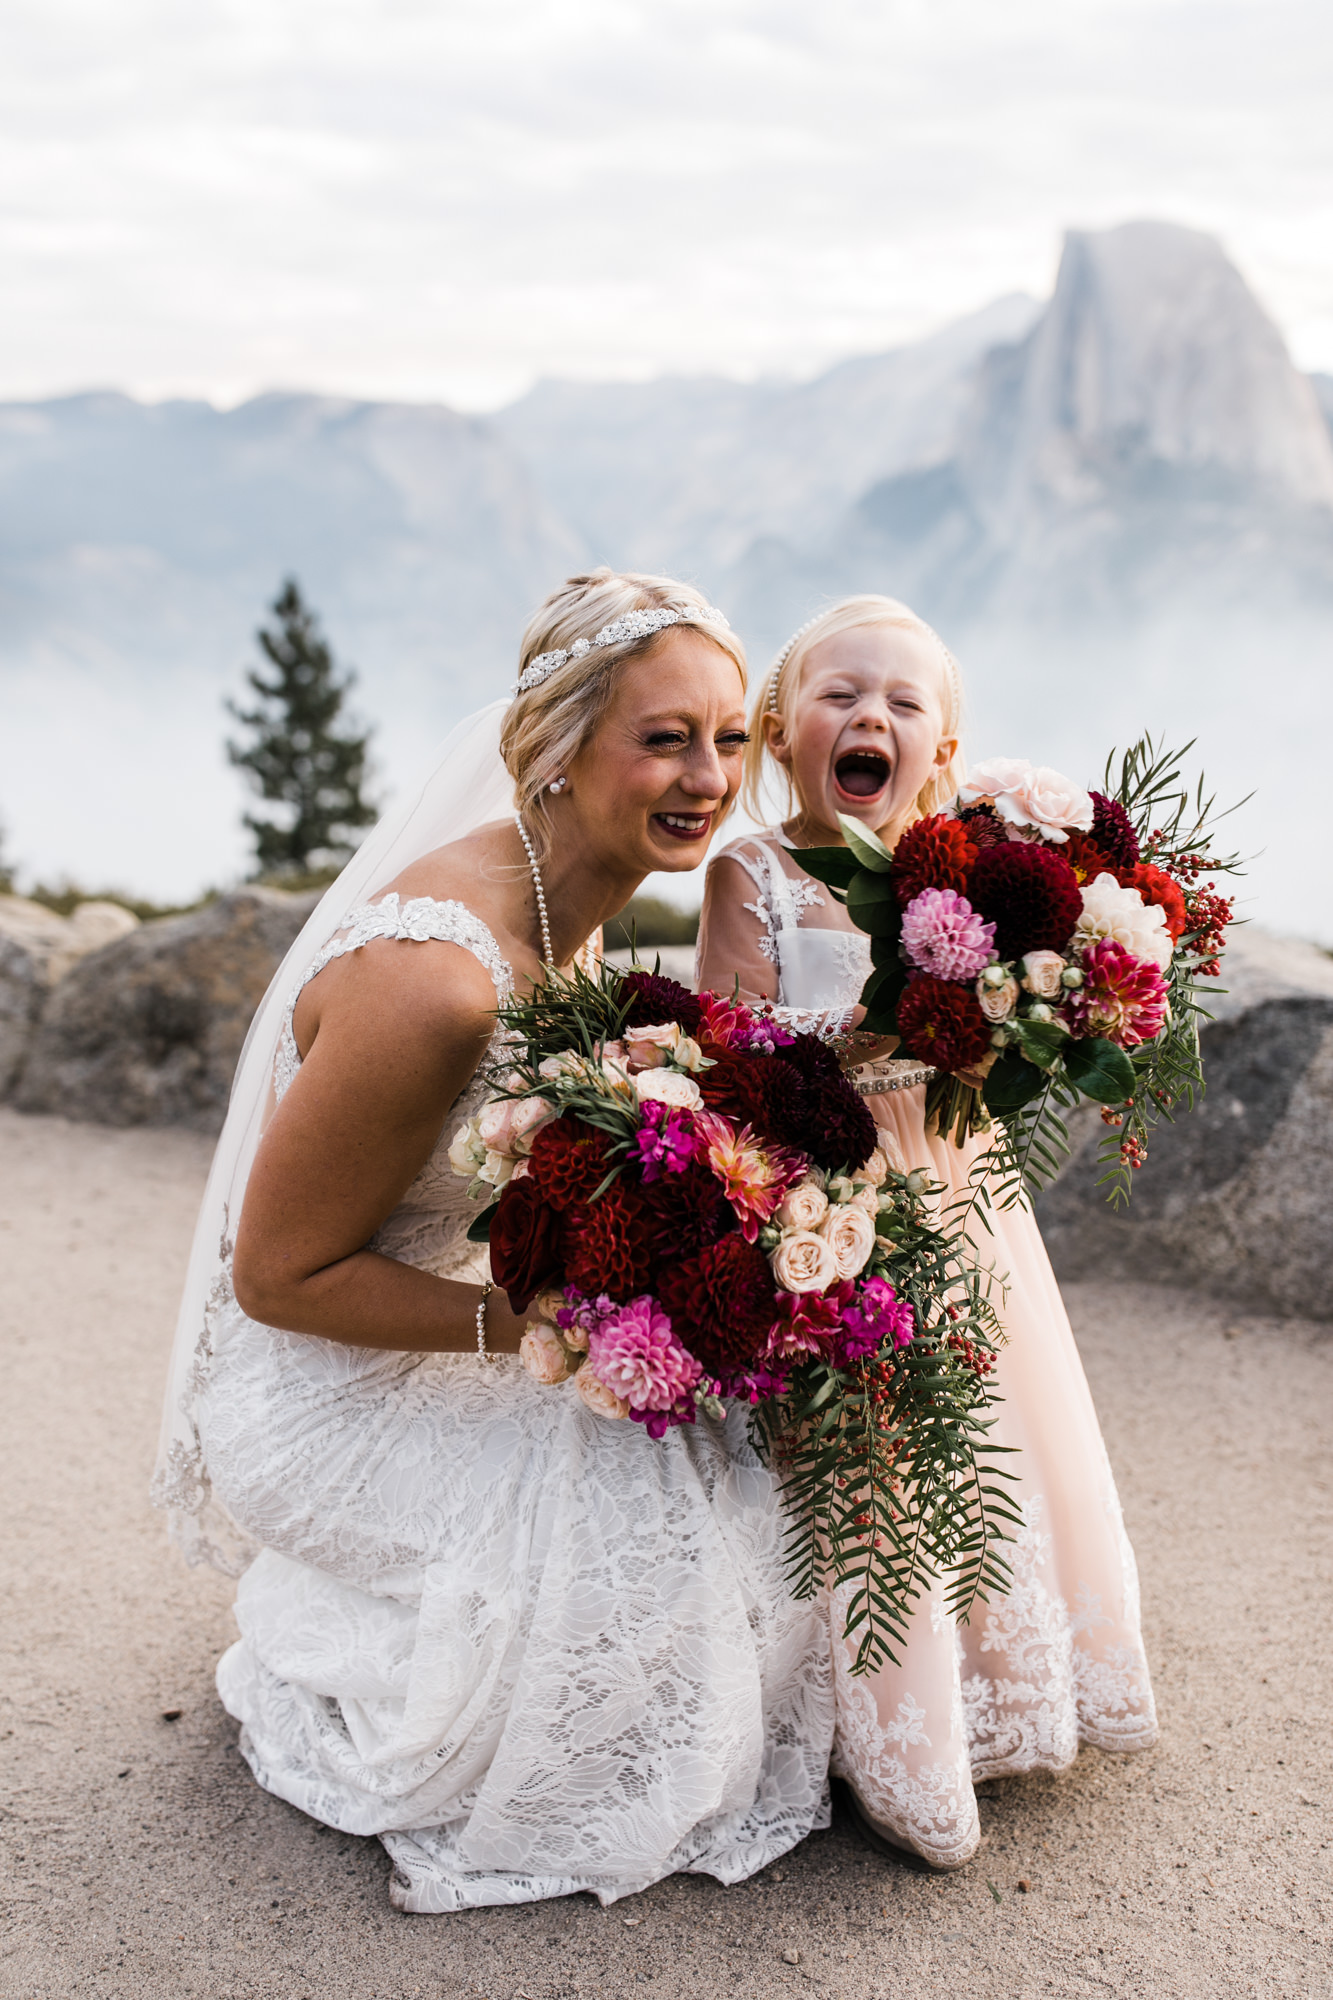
[274,895,514,1100]
[720,837,825,968]
[769,1002,857,1044]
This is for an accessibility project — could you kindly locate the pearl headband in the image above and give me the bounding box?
[766,613,963,718]
[514,603,730,698]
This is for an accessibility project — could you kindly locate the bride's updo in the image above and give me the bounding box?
[502,568,747,854]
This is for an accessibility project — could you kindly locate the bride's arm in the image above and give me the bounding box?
[231,937,529,1354]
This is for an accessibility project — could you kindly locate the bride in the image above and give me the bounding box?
[153,569,836,1912]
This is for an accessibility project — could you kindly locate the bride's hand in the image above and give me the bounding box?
[840,1027,902,1071]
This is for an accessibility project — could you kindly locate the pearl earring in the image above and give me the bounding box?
[548,776,567,794]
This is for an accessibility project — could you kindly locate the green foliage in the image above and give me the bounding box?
[752,1174,1019,1674]
[227,578,377,880]
[604,895,700,949]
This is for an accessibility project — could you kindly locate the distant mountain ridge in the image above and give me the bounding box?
[1,219,1331,933]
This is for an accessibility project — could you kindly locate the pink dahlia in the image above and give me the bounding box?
[587,1296,702,1412]
[1064,938,1168,1047]
[900,886,997,981]
[694,1109,806,1243]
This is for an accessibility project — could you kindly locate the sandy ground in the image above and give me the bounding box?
[1,1105,1330,2000]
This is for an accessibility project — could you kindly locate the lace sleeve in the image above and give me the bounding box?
[696,851,782,1004]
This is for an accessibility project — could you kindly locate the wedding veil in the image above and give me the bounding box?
[152,699,517,1569]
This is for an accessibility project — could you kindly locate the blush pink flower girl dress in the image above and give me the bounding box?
[697,829,1159,1868]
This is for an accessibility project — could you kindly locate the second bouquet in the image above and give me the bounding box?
[451,960,1018,1672]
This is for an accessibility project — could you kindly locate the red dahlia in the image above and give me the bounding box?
[561,1184,651,1299]
[619,968,703,1036]
[1089,792,1141,870]
[657,1234,778,1377]
[527,1117,611,1210]
[1061,830,1118,888]
[1128,862,1188,942]
[968,841,1083,961]
[890,813,979,906]
[895,976,994,1073]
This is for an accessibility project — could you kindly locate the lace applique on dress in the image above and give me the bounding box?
[275,894,513,1103]
[726,840,825,966]
[960,1494,1157,1774]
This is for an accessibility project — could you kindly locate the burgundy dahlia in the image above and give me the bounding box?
[890,813,979,906]
[967,840,1084,961]
[561,1184,651,1299]
[641,1160,734,1259]
[619,968,704,1036]
[697,1047,788,1144]
[895,975,993,1073]
[770,1032,876,1171]
[955,802,1008,849]
[1089,791,1141,870]
[657,1234,778,1377]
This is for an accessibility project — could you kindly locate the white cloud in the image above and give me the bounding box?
[0,0,1329,407]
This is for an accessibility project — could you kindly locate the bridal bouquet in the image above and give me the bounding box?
[797,738,1241,1205]
[451,962,1016,1672]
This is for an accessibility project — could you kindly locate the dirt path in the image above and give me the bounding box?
[1,1105,1330,2000]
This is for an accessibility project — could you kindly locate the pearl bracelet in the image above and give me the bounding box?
[476,1280,496,1364]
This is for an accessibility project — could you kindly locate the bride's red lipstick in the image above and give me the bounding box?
[652,810,713,843]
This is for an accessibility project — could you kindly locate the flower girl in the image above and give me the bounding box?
[696,596,1158,1869]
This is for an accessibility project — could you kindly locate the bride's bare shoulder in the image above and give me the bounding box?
[378,817,517,915]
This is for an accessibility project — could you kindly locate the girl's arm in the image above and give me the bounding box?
[695,853,781,1007]
[231,936,529,1355]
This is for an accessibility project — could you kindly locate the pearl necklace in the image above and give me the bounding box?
[515,812,597,975]
[513,812,554,966]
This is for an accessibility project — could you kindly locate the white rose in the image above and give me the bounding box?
[1020,950,1067,1000]
[819,1202,878,1279]
[858,1146,892,1186]
[476,1148,516,1190]
[477,1095,522,1153]
[575,1365,630,1420]
[774,1180,829,1232]
[1074,872,1172,971]
[632,1068,703,1111]
[849,1184,880,1213]
[520,1323,573,1385]
[976,970,1020,1022]
[511,1095,557,1153]
[448,1115,487,1179]
[770,1229,840,1294]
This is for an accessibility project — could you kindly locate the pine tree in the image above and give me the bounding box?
[227,579,377,880]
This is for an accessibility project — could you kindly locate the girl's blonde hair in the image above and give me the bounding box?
[501,567,747,856]
[742,593,965,836]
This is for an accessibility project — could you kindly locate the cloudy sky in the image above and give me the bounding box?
[1,0,1330,411]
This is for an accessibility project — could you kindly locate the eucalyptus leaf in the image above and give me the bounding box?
[847,870,903,936]
[1063,1035,1137,1104]
[982,1048,1046,1116]
[1012,1018,1068,1070]
[792,844,860,894]
[837,813,894,872]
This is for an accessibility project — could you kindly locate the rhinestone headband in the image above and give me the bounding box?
[766,614,962,714]
[514,603,728,697]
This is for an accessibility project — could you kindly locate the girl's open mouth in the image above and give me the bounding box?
[834,750,891,801]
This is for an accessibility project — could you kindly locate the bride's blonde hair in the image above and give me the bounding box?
[502,567,747,856]
[743,594,965,835]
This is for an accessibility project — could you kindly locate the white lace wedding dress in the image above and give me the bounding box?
[697,832,1159,1869]
[191,895,834,1912]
